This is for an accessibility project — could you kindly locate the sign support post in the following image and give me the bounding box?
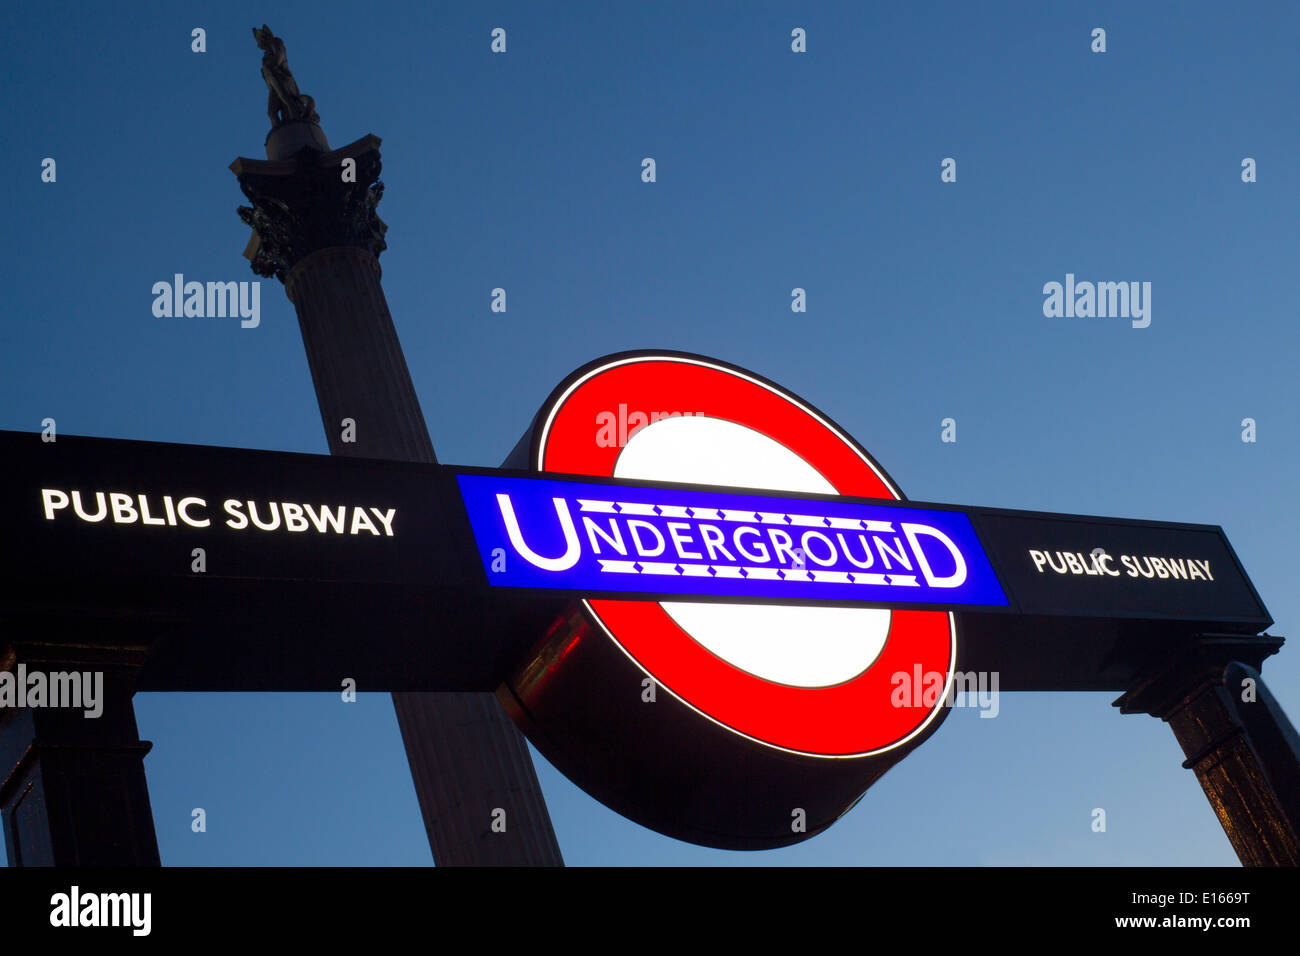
[230,29,562,866]
[1115,635,1300,865]
[0,640,159,866]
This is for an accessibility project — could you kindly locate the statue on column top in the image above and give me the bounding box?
[253,24,320,129]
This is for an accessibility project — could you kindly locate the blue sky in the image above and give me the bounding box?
[3,1,1297,865]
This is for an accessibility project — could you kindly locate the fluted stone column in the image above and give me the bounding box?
[284,246,435,462]
[233,128,562,866]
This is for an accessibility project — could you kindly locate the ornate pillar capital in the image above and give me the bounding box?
[231,135,387,283]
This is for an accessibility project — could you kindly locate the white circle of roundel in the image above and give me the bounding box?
[612,415,891,688]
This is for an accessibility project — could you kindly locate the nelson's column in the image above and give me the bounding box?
[231,25,562,866]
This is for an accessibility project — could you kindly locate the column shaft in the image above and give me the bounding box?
[284,245,563,866]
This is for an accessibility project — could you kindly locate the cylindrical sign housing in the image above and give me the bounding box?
[497,351,956,849]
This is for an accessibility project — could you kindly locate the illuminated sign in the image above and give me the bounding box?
[458,473,1008,607]
[514,354,958,752]
[494,351,968,848]
[0,352,1275,851]
[966,511,1269,625]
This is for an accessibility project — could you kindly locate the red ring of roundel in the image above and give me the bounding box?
[539,356,954,757]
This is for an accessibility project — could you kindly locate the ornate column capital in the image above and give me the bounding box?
[230,135,388,283]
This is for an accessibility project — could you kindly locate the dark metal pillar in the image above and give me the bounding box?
[0,641,159,866]
[232,110,562,864]
[1115,634,1299,866]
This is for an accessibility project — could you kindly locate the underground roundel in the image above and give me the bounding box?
[496,351,958,848]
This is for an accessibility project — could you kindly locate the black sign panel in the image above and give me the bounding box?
[0,430,555,691]
[950,508,1274,691]
[967,509,1271,627]
[0,431,474,587]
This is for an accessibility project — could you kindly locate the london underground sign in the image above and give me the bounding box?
[457,473,1008,607]
[0,351,1278,850]
[486,353,968,845]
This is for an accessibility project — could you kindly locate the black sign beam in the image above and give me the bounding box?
[1,428,1293,860]
[0,429,1277,693]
